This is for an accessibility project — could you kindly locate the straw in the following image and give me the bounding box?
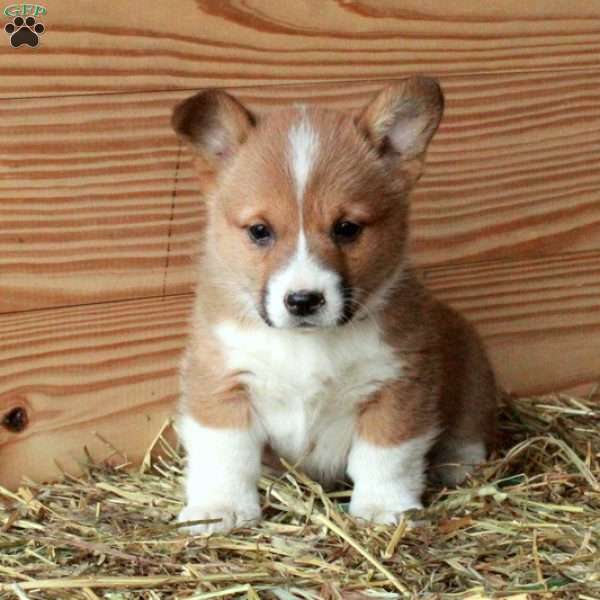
[0,392,598,598]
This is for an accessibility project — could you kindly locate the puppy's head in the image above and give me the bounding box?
[172,77,443,329]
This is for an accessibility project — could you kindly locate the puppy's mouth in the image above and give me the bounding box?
[258,311,326,329]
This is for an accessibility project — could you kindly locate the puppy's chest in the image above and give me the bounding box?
[214,321,402,481]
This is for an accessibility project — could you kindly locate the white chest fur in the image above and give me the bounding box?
[214,319,402,483]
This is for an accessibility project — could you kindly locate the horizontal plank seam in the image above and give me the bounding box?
[420,247,600,274]
[1,66,600,103]
[2,247,600,318]
[0,292,195,319]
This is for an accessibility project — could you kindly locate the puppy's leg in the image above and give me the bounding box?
[178,347,266,534]
[429,302,498,487]
[178,415,264,534]
[348,431,437,524]
[348,383,438,525]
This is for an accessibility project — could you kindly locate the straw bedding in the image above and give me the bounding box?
[1,392,599,599]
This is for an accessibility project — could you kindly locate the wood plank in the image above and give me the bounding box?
[423,250,600,395]
[1,251,598,487]
[0,0,599,98]
[3,71,600,313]
[0,92,204,312]
[0,295,191,490]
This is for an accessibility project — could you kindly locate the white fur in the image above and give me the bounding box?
[178,415,264,534]
[214,317,402,485]
[265,111,341,328]
[288,109,319,203]
[265,231,344,328]
[348,429,438,524]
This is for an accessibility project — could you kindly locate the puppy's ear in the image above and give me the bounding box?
[171,90,256,170]
[358,76,444,185]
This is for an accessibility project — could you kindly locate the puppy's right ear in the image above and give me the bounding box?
[171,90,256,170]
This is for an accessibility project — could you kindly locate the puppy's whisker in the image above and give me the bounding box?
[342,291,381,329]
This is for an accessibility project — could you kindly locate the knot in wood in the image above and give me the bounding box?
[2,406,28,433]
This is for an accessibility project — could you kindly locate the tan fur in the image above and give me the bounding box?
[172,76,497,462]
[357,268,497,448]
[179,314,252,429]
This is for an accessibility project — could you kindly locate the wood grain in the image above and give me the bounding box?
[0,0,599,99]
[0,295,191,489]
[0,92,204,312]
[422,250,600,395]
[2,71,600,313]
[1,0,597,489]
[2,251,598,487]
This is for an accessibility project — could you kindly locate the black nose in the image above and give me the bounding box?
[284,290,325,317]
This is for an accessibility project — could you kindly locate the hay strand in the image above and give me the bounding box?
[0,392,599,598]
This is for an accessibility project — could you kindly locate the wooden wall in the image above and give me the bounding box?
[1,0,599,488]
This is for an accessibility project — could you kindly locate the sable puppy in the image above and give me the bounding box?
[173,77,498,533]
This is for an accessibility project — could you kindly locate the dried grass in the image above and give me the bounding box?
[1,393,599,599]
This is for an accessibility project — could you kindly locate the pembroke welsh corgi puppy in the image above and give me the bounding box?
[172,76,498,533]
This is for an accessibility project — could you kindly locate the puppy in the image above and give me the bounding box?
[172,76,498,533]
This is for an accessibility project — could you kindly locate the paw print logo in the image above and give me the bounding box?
[5,16,45,48]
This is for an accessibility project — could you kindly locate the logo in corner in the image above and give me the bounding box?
[4,4,46,47]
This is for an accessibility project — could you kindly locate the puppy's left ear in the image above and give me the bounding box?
[358,76,444,185]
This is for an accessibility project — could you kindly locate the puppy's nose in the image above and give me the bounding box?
[284,290,325,317]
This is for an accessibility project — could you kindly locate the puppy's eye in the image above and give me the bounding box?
[332,220,362,243]
[247,223,273,246]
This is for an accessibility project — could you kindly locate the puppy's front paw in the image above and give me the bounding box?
[349,498,422,525]
[178,501,261,534]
